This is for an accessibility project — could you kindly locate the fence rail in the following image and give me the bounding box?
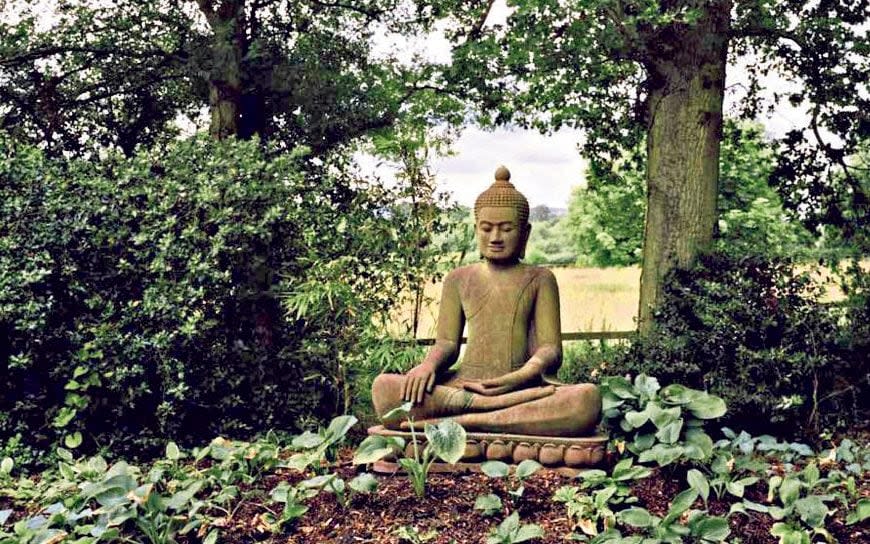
[409,330,635,346]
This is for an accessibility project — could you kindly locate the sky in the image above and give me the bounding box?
[429,67,810,209]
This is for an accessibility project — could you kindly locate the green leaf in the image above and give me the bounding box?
[55,447,74,462]
[648,403,680,428]
[692,516,730,542]
[165,480,203,510]
[638,443,683,466]
[634,375,661,399]
[726,481,746,498]
[687,469,709,503]
[769,506,789,520]
[348,473,378,494]
[473,493,502,516]
[203,530,219,544]
[668,489,699,518]
[624,409,650,429]
[514,523,544,542]
[800,463,819,488]
[63,432,83,449]
[631,433,656,453]
[686,394,727,419]
[611,458,634,479]
[0,458,12,475]
[659,384,702,405]
[601,392,625,411]
[286,452,316,471]
[779,476,801,506]
[165,441,181,460]
[323,415,357,445]
[353,435,403,465]
[381,401,413,422]
[846,498,870,525]
[424,419,466,464]
[301,474,335,489]
[481,460,510,478]
[291,431,325,450]
[516,459,542,480]
[602,377,636,400]
[0,509,12,525]
[618,507,654,528]
[770,523,808,544]
[794,496,828,528]
[53,407,77,428]
[283,503,308,521]
[655,419,683,444]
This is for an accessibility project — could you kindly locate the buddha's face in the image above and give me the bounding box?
[476,206,530,264]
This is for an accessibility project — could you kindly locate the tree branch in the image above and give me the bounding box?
[731,23,807,49]
[307,0,383,20]
[810,105,856,187]
[465,0,497,42]
[0,45,176,67]
[62,73,188,108]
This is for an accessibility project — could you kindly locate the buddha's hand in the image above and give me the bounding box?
[463,364,541,396]
[402,362,437,404]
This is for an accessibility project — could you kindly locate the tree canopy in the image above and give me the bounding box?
[0,0,467,157]
[440,0,868,327]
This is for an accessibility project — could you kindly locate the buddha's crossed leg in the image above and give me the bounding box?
[372,374,600,437]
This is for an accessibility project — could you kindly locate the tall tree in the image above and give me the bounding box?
[0,0,460,156]
[441,0,868,330]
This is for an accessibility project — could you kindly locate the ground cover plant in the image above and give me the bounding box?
[1,378,866,543]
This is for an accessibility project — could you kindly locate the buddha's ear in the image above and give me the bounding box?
[519,223,532,259]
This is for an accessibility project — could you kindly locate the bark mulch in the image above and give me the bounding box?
[214,463,869,544]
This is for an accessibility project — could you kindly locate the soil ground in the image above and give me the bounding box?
[209,460,869,544]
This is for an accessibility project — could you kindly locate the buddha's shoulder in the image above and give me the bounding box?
[443,263,483,284]
[527,265,557,282]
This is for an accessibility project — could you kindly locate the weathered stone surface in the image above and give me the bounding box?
[370,165,604,438]
[367,425,607,471]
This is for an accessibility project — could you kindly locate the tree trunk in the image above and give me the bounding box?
[638,3,730,332]
[202,1,246,139]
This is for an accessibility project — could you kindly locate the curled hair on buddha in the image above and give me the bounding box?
[473,165,530,226]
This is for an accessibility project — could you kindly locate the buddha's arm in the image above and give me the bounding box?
[528,269,562,376]
[402,270,465,403]
[465,269,561,395]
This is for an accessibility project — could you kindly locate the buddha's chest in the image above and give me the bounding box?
[457,268,538,377]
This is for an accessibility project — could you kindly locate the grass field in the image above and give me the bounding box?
[395,266,641,338]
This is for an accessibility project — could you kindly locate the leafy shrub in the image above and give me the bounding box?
[558,340,630,385]
[610,251,867,438]
[0,135,441,462]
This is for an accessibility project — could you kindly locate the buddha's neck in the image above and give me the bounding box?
[484,258,522,272]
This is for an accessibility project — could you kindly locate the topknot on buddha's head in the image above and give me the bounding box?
[473,165,530,225]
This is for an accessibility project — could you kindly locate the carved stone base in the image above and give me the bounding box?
[366,425,608,474]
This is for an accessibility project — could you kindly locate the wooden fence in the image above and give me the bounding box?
[410,330,635,346]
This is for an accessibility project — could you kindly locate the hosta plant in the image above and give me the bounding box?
[353,403,466,498]
[600,374,726,466]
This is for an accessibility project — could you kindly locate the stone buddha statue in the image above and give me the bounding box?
[371,166,601,438]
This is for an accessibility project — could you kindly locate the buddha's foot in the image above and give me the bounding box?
[469,385,556,411]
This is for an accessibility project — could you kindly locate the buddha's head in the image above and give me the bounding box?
[474,165,531,264]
